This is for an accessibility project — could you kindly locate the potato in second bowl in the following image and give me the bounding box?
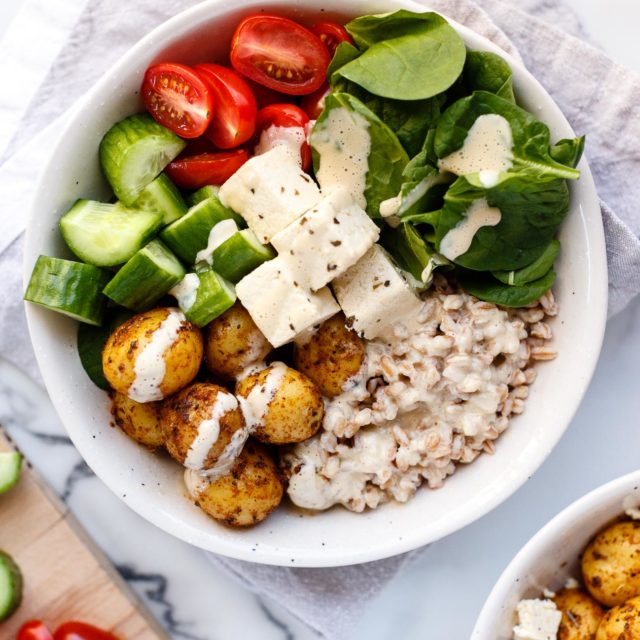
[111,392,164,449]
[596,595,640,639]
[552,588,604,640]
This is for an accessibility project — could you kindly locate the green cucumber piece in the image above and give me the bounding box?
[0,453,22,494]
[133,173,187,225]
[60,199,163,267]
[160,196,243,264]
[103,239,185,311]
[171,268,236,327]
[187,185,220,207]
[24,256,110,326]
[99,113,186,205]
[0,550,22,622]
[211,229,275,283]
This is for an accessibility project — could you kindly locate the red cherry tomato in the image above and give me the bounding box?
[194,64,257,149]
[243,78,288,109]
[300,83,331,119]
[141,63,213,138]
[165,149,249,189]
[311,22,354,57]
[53,621,119,640]
[18,621,54,640]
[255,104,311,170]
[230,15,330,95]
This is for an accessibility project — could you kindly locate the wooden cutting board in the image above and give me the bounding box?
[0,429,169,639]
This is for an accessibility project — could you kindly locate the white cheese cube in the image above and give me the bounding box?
[513,599,562,640]
[333,244,423,340]
[236,257,340,348]
[271,187,380,291]
[218,146,321,244]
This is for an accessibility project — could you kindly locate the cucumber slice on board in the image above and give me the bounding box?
[24,256,110,326]
[0,452,22,495]
[103,239,186,311]
[0,550,22,622]
[187,185,219,207]
[99,113,186,205]
[60,199,163,267]
[133,173,187,225]
[160,196,243,264]
[211,229,275,283]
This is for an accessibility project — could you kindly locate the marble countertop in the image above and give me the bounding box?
[1,1,639,638]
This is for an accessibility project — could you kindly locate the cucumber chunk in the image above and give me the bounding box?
[0,550,22,622]
[60,199,163,267]
[103,239,186,311]
[187,185,220,207]
[0,453,22,495]
[133,173,187,225]
[24,256,110,326]
[211,229,275,283]
[171,267,236,327]
[160,196,243,264]
[100,113,186,205]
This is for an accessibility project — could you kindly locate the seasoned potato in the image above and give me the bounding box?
[188,439,283,527]
[582,521,640,607]
[553,588,605,640]
[103,307,202,401]
[235,362,323,444]
[161,383,245,470]
[293,312,365,397]
[111,392,164,449]
[595,595,640,639]
[204,302,271,380]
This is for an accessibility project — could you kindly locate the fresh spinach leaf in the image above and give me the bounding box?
[463,51,515,102]
[327,42,362,86]
[550,136,585,168]
[492,239,560,285]
[434,91,581,180]
[337,10,466,100]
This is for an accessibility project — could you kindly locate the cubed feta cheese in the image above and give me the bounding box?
[271,187,380,291]
[218,146,321,244]
[236,257,340,348]
[513,599,562,640]
[333,244,423,340]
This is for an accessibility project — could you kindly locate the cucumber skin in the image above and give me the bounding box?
[187,185,220,207]
[0,452,22,494]
[184,270,236,327]
[212,230,275,283]
[24,256,110,326]
[0,551,23,622]
[134,173,187,225]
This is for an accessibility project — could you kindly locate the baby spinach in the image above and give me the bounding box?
[327,42,362,86]
[492,239,560,286]
[336,10,466,101]
[550,136,585,168]
[463,51,515,102]
[434,91,581,180]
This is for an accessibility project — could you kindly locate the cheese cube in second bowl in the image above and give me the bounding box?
[236,257,340,348]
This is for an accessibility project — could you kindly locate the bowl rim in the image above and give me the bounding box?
[23,0,608,566]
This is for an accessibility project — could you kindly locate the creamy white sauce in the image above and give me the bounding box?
[255,125,306,166]
[169,273,200,312]
[379,195,402,219]
[439,198,502,261]
[237,361,287,429]
[439,114,513,177]
[312,107,371,209]
[128,308,185,403]
[479,169,501,188]
[623,493,640,520]
[195,219,239,265]
[183,391,239,471]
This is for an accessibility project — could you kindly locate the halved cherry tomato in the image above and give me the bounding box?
[230,15,330,95]
[311,22,354,57]
[165,149,249,189]
[300,83,331,119]
[194,64,257,149]
[244,78,288,109]
[53,621,119,640]
[18,621,54,640]
[255,104,311,170]
[141,63,213,138]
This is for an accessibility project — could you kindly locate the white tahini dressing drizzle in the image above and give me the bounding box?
[169,273,200,312]
[128,308,185,402]
[195,219,239,265]
[312,107,371,209]
[255,125,306,166]
[438,114,513,177]
[237,361,287,429]
[439,198,502,261]
[183,391,239,471]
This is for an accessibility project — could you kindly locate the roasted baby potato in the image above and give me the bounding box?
[103,307,202,401]
[188,439,283,527]
[582,521,640,607]
[235,362,323,444]
[204,302,271,380]
[111,392,164,449]
[161,383,245,470]
[553,588,605,640]
[293,312,365,397]
[595,595,640,639]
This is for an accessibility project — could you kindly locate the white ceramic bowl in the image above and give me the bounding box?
[23,0,607,567]
[472,471,640,639]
